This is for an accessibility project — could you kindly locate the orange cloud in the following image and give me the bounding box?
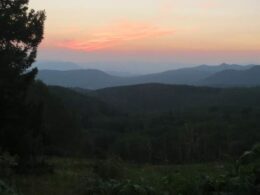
[54,21,175,52]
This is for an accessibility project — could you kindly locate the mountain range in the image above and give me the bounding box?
[37,63,259,89]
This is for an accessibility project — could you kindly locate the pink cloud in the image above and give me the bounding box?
[53,21,175,52]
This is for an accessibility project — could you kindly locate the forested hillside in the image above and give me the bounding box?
[8,81,259,164]
[33,83,260,163]
[86,84,260,113]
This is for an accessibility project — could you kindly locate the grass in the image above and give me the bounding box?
[12,158,228,195]
[14,158,93,195]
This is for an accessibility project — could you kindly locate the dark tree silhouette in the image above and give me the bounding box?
[0,0,45,156]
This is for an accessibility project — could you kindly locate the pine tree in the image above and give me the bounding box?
[0,0,45,156]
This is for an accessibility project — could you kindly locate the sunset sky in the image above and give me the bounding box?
[30,0,260,72]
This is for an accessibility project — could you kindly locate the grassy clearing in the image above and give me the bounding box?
[13,158,92,195]
[12,158,228,195]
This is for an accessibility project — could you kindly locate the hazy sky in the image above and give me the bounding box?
[30,0,260,72]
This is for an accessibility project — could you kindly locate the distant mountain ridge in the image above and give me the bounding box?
[38,69,125,89]
[37,63,258,89]
[200,65,260,87]
[194,63,254,72]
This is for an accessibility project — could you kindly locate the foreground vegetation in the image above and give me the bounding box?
[3,143,260,195]
[12,159,224,195]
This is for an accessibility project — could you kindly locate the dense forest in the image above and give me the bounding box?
[1,0,260,194]
[31,83,260,164]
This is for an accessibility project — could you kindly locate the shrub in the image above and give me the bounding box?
[0,151,17,178]
[0,180,18,195]
[92,157,126,180]
[76,177,156,195]
[198,143,260,195]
